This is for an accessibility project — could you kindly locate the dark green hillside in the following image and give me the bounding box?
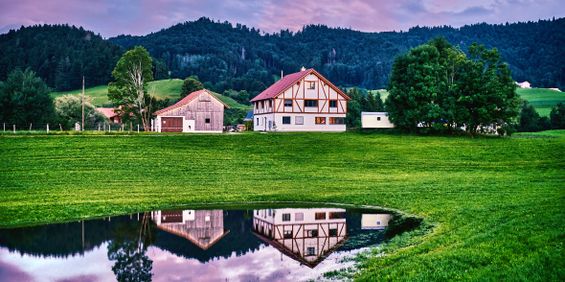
[0,25,121,90]
[110,17,565,95]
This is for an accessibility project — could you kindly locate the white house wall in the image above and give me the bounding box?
[253,72,348,132]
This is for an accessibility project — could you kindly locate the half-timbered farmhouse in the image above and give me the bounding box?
[153,89,228,133]
[252,208,347,267]
[250,68,350,132]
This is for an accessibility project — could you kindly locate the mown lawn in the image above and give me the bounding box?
[0,132,563,280]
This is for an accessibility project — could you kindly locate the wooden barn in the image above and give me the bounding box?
[153,89,228,133]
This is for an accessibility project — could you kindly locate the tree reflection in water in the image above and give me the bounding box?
[107,213,154,282]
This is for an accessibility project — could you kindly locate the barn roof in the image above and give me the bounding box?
[250,68,350,102]
[154,89,229,116]
[96,108,118,119]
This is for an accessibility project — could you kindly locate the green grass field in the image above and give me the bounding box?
[0,131,563,280]
[517,88,564,116]
[50,79,250,110]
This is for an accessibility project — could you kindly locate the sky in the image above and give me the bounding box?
[0,0,563,38]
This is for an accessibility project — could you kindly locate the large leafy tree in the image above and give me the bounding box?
[456,44,520,134]
[386,39,520,135]
[108,46,154,130]
[385,44,443,131]
[0,68,54,126]
[54,95,106,130]
[180,75,204,98]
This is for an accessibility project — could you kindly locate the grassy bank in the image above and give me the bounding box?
[0,132,563,280]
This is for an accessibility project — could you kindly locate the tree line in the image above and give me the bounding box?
[1,18,563,96]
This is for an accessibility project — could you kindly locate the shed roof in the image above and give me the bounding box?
[96,108,118,119]
[154,89,229,116]
[250,68,350,102]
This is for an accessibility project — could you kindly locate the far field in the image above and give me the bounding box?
[516,88,564,116]
[50,79,250,110]
[0,131,563,280]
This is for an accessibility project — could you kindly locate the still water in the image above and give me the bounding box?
[0,206,407,282]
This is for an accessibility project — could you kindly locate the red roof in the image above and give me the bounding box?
[250,68,350,102]
[96,108,118,119]
[154,89,229,116]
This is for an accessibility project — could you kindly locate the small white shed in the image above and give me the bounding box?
[361,112,394,128]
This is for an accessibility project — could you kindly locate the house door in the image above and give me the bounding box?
[161,117,183,132]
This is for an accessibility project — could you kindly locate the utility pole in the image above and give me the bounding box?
[81,76,85,131]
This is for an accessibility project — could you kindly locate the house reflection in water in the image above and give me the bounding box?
[151,210,229,250]
[361,214,392,230]
[252,208,347,268]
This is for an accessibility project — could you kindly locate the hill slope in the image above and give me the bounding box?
[0,25,122,91]
[516,88,564,116]
[50,79,250,110]
[110,17,565,94]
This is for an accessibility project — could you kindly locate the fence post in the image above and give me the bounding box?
[3,123,5,132]
[46,124,49,133]
[137,124,140,133]
[13,124,15,133]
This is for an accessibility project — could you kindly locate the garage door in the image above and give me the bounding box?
[161,117,183,132]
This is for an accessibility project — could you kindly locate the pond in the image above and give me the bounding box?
[0,204,420,282]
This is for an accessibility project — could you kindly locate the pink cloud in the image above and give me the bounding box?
[0,0,562,37]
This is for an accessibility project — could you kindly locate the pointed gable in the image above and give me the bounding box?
[250,68,350,102]
[154,89,229,116]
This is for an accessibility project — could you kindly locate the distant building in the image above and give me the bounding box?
[151,209,229,250]
[252,208,347,267]
[250,68,350,132]
[361,112,394,128]
[361,214,392,230]
[96,108,121,124]
[516,81,531,88]
[153,89,229,133]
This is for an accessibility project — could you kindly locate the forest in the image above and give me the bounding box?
[0,17,563,96]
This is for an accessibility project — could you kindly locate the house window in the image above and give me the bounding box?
[315,212,326,220]
[377,116,381,121]
[282,116,291,124]
[268,100,272,108]
[283,230,293,239]
[307,81,316,90]
[304,100,318,107]
[329,100,337,108]
[295,116,304,125]
[256,118,259,125]
[306,247,316,256]
[329,228,338,237]
[284,99,292,107]
[306,229,319,237]
[329,117,345,124]
[205,118,211,124]
[282,213,291,222]
[295,212,304,221]
[261,101,264,109]
[315,117,326,124]
[329,212,346,219]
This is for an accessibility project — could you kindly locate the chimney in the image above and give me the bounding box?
[300,66,306,71]
[280,70,284,80]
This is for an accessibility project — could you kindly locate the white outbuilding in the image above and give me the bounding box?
[361,112,394,128]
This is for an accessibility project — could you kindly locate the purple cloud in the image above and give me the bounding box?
[0,0,563,37]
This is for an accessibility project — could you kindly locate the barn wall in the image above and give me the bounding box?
[157,92,225,132]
